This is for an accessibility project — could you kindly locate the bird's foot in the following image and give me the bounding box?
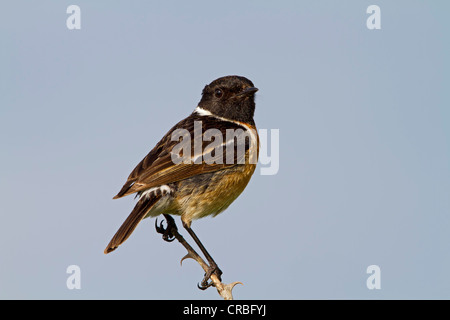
[197,263,223,290]
[155,214,177,242]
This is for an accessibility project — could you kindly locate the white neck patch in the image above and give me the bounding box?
[194,106,213,117]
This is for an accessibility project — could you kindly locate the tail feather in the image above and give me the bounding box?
[104,194,161,254]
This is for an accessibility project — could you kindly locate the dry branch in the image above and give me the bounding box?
[167,219,242,300]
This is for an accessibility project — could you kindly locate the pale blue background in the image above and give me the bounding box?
[1,1,449,299]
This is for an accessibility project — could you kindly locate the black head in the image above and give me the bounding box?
[198,75,258,125]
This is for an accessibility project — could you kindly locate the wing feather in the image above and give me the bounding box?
[113,113,257,199]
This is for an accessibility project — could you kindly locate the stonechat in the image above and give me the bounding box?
[104,75,259,288]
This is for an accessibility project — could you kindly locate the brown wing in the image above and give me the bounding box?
[113,113,257,199]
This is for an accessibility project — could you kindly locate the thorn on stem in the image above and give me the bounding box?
[180,253,195,266]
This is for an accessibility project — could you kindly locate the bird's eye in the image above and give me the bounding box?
[214,88,223,98]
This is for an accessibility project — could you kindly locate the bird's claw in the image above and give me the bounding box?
[155,215,177,242]
[197,280,214,290]
[197,265,223,290]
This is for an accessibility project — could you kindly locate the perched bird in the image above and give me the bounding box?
[104,75,259,288]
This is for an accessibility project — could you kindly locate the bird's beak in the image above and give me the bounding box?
[237,87,259,97]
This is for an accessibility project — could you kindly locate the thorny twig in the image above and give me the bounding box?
[161,216,242,300]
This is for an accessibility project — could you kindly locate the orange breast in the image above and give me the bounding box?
[178,163,257,226]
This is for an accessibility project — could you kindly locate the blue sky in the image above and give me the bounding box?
[1,1,449,299]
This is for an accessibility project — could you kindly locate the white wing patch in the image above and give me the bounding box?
[140,185,172,200]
